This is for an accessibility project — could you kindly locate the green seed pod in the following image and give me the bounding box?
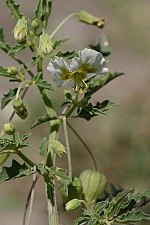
[65,199,81,211]
[31,18,39,30]
[12,98,28,119]
[3,123,15,135]
[7,66,18,76]
[80,169,106,206]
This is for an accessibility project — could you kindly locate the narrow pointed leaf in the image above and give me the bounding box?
[6,0,22,20]
[1,88,17,109]
[39,137,47,156]
[31,113,57,128]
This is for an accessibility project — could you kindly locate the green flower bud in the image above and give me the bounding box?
[13,17,28,42]
[31,18,39,30]
[80,170,106,206]
[77,10,105,28]
[12,98,28,119]
[3,123,15,135]
[65,199,81,211]
[7,66,18,76]
[38,33,53,55]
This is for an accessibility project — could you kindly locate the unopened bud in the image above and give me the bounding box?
[13,17,28,42]
[77,10,105,28]
[65,199,81,211]
[12,98,28,119]
[38,33,53,55]
[7,66,18,76]
[3,123,15,135]
[31,18,39,30]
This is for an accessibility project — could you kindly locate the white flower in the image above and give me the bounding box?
[47,48,108,90]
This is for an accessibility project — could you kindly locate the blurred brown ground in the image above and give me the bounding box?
[0,0,150,224]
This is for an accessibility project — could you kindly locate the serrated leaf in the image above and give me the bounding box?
[115,209,150,223]
[8,43,26,55]
[33,73,54,90]
[85,72,124,100]
[0,28,10,53]
[39,137,47,156]
[29,56,41,69]
[49,140,66,157]
[77,100,117,121]
[1,88,17,109]
[31,113,57,128]
[0,133,32,152]
[0,159,33,183]
[105,189,133,219]
[56,50,77,59]
[34,0,52,29]
[53,39,69,49]
[53,166,71,187]
[6,0,22,20]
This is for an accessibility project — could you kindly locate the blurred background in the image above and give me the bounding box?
[0,0,150,224]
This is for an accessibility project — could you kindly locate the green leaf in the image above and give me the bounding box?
[39,137,47,156]
[32,73,54,90]
[29,56,41,69]
[49,140,66,157]
[6,0,22,20]
[90,33,112,58]
[85,72,124,100]
[0,154,10,166]
[0,65,10,77]
[115,209,150,223]
[1,88,17,109]
[8,43,26,55]
[0,28,10,53]
[31,113,57,128]
[54,167,71,187]
[77,100,117,121]
[56,50,77,59]
[53,39,69,49]
[0,159,32,183]
[0,133,32,152]
[35,0,52,29]
[105,189,133,219]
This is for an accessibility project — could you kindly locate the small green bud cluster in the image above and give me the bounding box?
[3,123,15,135]
[65,199,81,211]
[7,66,18,76]
[31,18,39,30]
[12,98,28,119]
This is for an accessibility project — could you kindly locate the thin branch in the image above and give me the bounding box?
[67,122,97,170]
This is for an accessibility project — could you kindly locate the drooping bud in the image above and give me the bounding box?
[3,123,15,135]
[31,18,39,30]
[77,10,105,28]
[12,98,28,119]
[13,17,28,42]
[80,169,106,206]
[65,199,81,211]
[38,33,53,55]
[7,66,18,76]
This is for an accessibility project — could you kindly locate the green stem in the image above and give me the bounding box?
[16,80,31,99]
[50,13,77,39]
[16,150,35,168]
[63,116,72,178]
